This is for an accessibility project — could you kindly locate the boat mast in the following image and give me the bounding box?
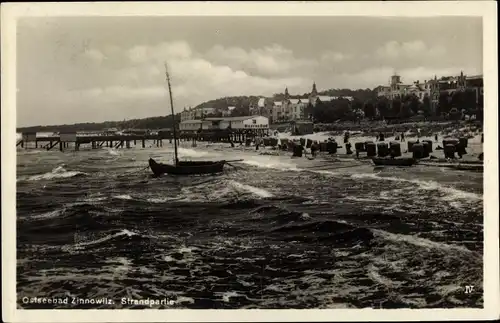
[164,63,178,166]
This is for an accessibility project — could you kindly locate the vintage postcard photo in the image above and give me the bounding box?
[2,1,498,322]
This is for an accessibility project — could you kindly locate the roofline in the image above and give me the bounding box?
[180,120,203,123]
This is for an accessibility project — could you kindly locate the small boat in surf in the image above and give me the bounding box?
[149,158,227,176]
[372,157,416,167]
[148,63,242,177]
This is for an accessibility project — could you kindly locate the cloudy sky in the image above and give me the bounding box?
[17,16,482,127]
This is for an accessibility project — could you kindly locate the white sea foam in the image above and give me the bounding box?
[241,158,299,172]
[350,172,482,202]
[228,180,274,198]
[81,196,108,203]
[220,291,245,303]
[147,197,178,203]
[373,229,477,256]
[176,296,195,304]
[27,165,86,181]
[113,194,133,200]
[66,229,138,251]
[30,208,65,220]
[106,148,121,156]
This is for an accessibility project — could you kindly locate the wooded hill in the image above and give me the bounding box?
[19,88,372,132]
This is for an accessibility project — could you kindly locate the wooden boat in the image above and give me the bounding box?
[372,157,416,167]
[149,158,226,176]
[148,63,241,177]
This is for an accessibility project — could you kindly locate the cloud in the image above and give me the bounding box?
[16,34,479,126]
[321,51,350,63]
[126,41,193,65]
[375,40,446,59]
[205,44,318,77]
[81,49,105,63]
[75,41,314,107]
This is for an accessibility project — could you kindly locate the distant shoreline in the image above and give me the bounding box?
[17,119,482,135]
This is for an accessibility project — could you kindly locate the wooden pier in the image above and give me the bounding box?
[17,129,269,152]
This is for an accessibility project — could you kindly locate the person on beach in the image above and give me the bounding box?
[344,131,350,144]
[345,142,353,155]
[435,134,438,142]
[401,132,405,142]
[292,143,306,158]
[255,137,261,151]
[310,141,319,158]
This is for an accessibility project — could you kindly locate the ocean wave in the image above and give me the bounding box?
[24,166,87,181]
[241,158,299,172]
[105,148,122,156]
[112,194,133,200]
[228,180,274,198]
[29,208,66,220]
[350,172,482,202]
[63,229,141,252]
[373,229,478,256]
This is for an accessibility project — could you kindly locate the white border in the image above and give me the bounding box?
[2,1,498,322]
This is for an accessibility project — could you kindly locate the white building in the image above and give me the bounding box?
[204,116,269,130]
[179,120,202,131]
[270,83,355,123]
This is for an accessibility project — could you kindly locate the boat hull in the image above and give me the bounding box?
[372,157,416,167]
[149,158,226,176]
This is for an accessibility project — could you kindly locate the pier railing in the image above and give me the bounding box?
[17,129,270,151]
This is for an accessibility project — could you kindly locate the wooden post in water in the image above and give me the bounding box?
[126,141,130,149]
[142,139,145,148]
[59,141,63,151]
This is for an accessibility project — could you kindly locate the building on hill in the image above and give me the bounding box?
[268,82,355,123]
[249,98,274,122]
[271,84,313,123]
[180,106,217,122]
[465,74,484,105]
[376,71,482,116]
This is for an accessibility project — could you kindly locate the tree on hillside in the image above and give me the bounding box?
[230,105,250,117]
[438,92,451,115]
[375,97,390,119]
[391,97,402,117]
[402,94,420,116]
[422,96,432,117]
[363,100,377,119]
[330,98,352,121]
[312,100,329,122]
[305,102,314,120]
